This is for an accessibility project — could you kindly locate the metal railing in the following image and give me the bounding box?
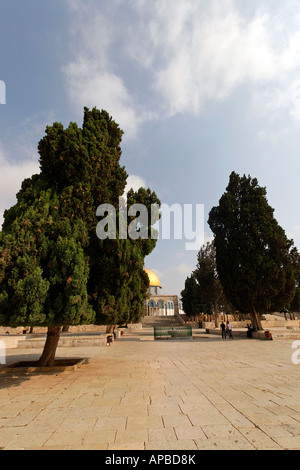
[154,325,192,339]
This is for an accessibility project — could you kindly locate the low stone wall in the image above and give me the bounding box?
[203,321,249,329]
[0,325,107,336]
[21,335,107,349]
[0,336,27,349]
[262,319,300,328]
[203,328,266,340]
[203,319,300,330]
[1,334,108,350]
[126,323,143,331]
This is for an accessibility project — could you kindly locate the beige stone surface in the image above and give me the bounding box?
[1,333,300,450]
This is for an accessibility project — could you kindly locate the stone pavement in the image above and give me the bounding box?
[1,333,300,450]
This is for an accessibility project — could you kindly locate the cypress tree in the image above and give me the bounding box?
[194,241,224,328]
[181,275,201,319]
[208,172,298,330]
[0,107,160,365]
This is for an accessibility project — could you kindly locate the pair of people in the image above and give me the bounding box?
[220,321,233,339]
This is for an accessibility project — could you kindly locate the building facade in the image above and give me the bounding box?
[144,268,184,317]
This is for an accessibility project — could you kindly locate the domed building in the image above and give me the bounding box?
[144,268,184,318]
[144,268,161,295]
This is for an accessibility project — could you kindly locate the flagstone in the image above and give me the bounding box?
[94,416,126,431]
[237,426,282,449]
[126,415,163,430]
[115,428,148,444]
[273,435,300,450]
[162,414,192,428]
[44,430,87,447]
[83,430,116,446]
[146,439,197,450]
[174,426,207,440]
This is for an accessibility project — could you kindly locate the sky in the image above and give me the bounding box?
[0,0,300,296]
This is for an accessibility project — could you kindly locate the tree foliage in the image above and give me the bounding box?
[0,107,160,364]
[180,275,201,318]
[181,241,234,324]
[193,241,226,327]
[208,171,298,329]
[290,254,300,313]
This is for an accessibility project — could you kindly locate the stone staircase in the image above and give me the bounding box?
[142,315,183,329]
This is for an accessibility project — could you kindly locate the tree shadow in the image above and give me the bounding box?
[0,371,32,390]
[0,353,90,390]
[0,352,40,389]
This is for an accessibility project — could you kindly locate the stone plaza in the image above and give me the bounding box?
[1,327,300,451]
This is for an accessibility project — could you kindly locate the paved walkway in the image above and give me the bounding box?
[1,333,300,450]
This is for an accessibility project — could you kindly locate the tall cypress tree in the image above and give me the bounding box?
[208,172,298,330]
[0,107,160,365]
[180,275,202,319]
[194,241,224,328]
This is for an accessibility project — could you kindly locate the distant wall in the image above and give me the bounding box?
[0,325,107,335]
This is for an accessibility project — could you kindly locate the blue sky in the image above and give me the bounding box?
[0,0,300,295]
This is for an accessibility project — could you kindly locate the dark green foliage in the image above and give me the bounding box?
[181,241,232,322]
[290,252,300,313]
[180,275,201,318]
[0,107,160,331]
[89,188,160,325]
[194,242,224,323]
[0,187,94,327]
[290,286,300,313]
[208,172,298,317]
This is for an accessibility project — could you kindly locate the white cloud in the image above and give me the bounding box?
[134,0,300,120]
[63,0,300,137]
[63,60,142,139]
[175,263,194,277]
[157,262,195,295]
[287,225,300,251]
[62,0,148,138]
[0,146,40,228]
[124,174,147,194]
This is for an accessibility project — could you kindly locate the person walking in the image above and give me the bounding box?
[226,321,233,339]
[220,321,226,340]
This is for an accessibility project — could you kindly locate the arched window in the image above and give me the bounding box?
[148,300,156,308]
[157,300,165,308]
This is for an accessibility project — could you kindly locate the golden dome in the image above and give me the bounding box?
[144,268,162,288]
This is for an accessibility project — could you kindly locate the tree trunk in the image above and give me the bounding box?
[106,325,115,334]
[38,327,61,367]
[251,307,263,331]
[214,300,219,328]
